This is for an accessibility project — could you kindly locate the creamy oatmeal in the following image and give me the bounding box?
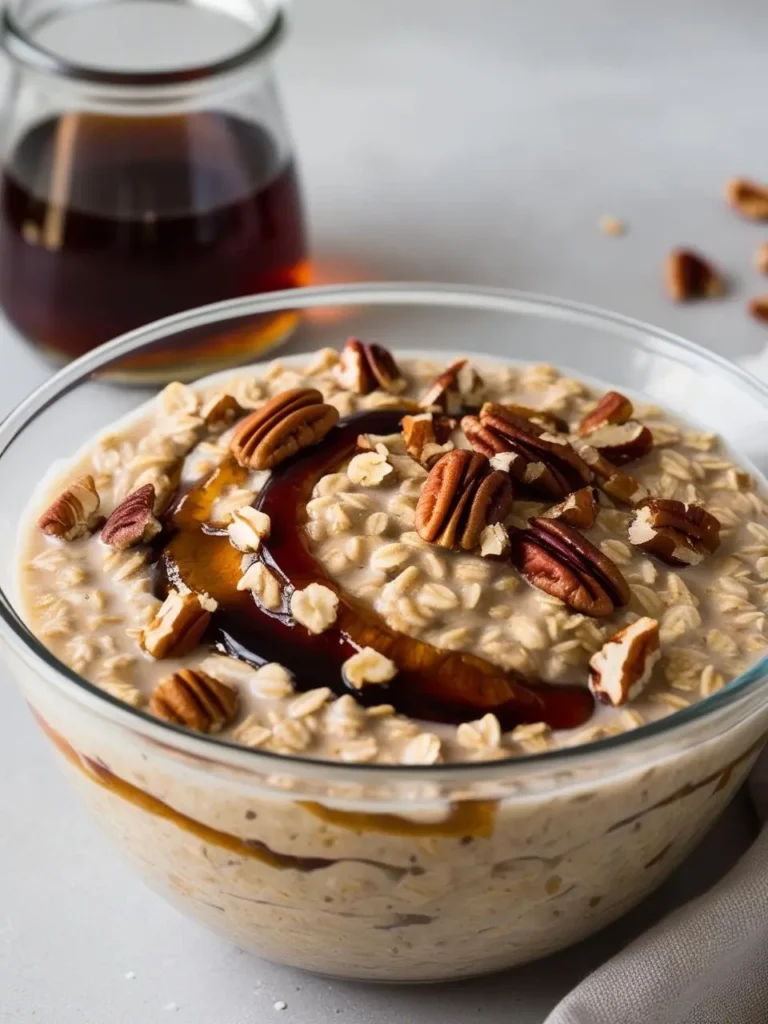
[11,341,768,981]
[18,344,768,764]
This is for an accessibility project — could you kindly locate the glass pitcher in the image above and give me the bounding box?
[0,0,308,381]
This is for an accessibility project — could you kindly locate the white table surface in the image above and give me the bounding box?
[2,0,768,1020]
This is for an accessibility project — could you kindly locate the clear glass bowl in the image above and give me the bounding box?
[2,283,768,982]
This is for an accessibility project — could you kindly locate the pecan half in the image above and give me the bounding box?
[748,295,768,323]
[628,498,721,567]
[150,668,238,732]
[38,475,101,540]
[463,404,592,500]
[582,421,653,466]
[101,484,160,550]
[140,590,217,659]
[333,338,405,395]
[726,178,768,221]
[665,248,724,301]
[577,391,633,436]
[589,617,660,706]
[419,359,485,414]
[510,517,630,617]
[401,412,455,468]
[755,243,768,276]
[415,449,513,551]
[543,486,598,529]
[230,388,339,470]
[570,438,649,506]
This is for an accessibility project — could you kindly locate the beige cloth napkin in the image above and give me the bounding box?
[546,748,768,1024]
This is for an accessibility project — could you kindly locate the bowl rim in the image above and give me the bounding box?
[3,280,768,782]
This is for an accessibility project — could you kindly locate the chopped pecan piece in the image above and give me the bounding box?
[463,404,592,500]
[726,178,768,221]
[748,295,768,323]
[419,359,485,414]
[150,668,238,732]
[582,421,653,466]
[665,248,724,301]
[589,617,660,706]
[333,338,405,395]
[401,412,455,468]
[543,486,598,529]
[500,402,568,435]
[140,589,217,659]
[38,475,101,540]
[201,393,243,431]
[101,484,160,549]
[510,517,630,617]
[577,391,633,436]
[230,388,339,470]
[570,438,649,506]
[628,498,721,567]
[415,449,513,551]
[479,522,511,559]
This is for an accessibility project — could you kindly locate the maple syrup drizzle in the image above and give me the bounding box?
[161,411,594,732]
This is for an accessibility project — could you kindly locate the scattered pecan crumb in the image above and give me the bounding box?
[598,216,626,237]
[725,178,768,221]
[748,295,768,323]
[664,249,724,302]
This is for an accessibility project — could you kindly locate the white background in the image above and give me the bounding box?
[1,0,767,1020]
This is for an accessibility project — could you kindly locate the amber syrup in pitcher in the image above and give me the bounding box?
[0,112,308,374]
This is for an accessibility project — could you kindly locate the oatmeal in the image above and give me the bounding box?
[11,340,768,981]
[17,344,768,765]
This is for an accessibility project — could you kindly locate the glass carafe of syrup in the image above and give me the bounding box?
[0,0,308,381]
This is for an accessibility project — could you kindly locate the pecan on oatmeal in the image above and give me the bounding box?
[570,437,649,506]
[629,499,721,566]
[509,517,630,616]
[141,590,217,658]
[589,617,660,706]
[38,475,101,540]
[462,404,592,500]
[101,484,161,549]
[333,338,405,395]
[580,421,653,466]
[401,412,455,468]
[577,391,633,436]
[543,487,598,529]
[230,388,339,470]
[419,359,485,414]
[201,392,243,431]
[415,450,513,551]
[150,668,239,732]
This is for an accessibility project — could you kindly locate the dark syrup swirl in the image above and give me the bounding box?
[160,410,594,731]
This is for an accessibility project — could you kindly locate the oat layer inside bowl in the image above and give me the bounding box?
[19,343,768,764]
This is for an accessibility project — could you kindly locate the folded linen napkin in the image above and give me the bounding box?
[546,748,768,1024]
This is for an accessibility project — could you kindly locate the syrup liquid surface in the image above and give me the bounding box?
[0,112,308,366]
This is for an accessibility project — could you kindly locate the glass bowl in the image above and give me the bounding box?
[2,283,768,982]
